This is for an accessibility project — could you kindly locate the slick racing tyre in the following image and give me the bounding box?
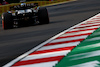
[2,12,13,29]
[38,7,49,24]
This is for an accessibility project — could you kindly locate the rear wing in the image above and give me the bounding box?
[10,3,38,10]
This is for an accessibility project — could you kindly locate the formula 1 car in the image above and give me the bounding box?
[2,3,49,29]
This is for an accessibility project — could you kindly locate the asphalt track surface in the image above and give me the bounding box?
[0,0,100,66]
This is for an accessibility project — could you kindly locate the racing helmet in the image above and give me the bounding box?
[21,3,26,6]
[20,0,26,6]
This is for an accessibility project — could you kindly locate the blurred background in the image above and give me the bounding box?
[0,0,52,4]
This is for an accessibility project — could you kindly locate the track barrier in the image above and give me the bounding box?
[0,0,70,15]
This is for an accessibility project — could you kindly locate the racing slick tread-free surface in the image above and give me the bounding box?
[2,12,13,29]
[38,7,49,24]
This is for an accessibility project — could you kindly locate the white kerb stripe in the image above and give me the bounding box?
[78,23,100,27]
[60,30,94,37]
[21,50,70,61]
[14,61,58,67]
[38,42,80,51]
[51,35,88,43]
[70,26,99,31]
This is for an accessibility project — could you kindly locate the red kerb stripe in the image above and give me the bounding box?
[56,33,92,39]
[12,56,64,66]
[81,22,100,25]
[65,28,97,33]
[29,46,75,55]
[75,25,99,29]
[45,39,84,46]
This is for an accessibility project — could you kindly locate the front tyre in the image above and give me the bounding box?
[2,12,13,30]
[38,7,49,24]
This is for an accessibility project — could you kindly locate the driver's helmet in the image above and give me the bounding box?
[21,3,26,6]
[20,0,26,7]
